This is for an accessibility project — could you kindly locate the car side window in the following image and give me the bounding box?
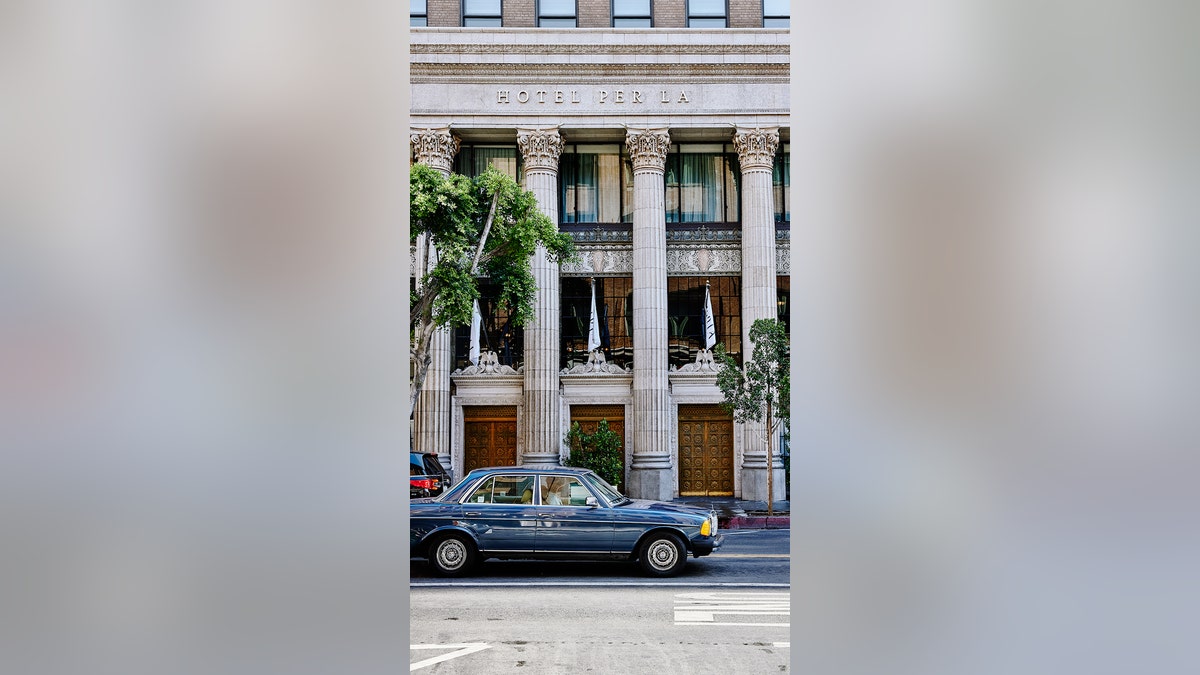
[466,475,535,504]
[410,462,424,476]
[540,476,591,506]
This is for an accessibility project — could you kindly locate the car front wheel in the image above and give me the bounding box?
[638,532,687,577]
[429,533,477,577]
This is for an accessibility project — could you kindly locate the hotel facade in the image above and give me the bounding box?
[410,2,789,501]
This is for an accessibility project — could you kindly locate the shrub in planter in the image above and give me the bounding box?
[563,419,624,492]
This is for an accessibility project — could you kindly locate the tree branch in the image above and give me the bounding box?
[470,190,500,276]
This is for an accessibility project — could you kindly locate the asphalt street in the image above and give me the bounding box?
[410,528,790,586]
[410,530,790,673]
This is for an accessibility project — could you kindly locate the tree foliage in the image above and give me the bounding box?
[714,318,790,512]
[563,419,624,491]
[410,163,576,414]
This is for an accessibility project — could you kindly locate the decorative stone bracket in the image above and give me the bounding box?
[451,351,522,376]
[560,350,630,375]
[673,348,721,373]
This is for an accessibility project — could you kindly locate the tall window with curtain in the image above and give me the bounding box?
[559,145,627,224]
[560,278,634,370]
[453,283,524,369]
[664,144,740,224]
[666,277,741,369]
[454,145,521,180]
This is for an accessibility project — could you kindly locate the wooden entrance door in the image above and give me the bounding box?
[677,404,735,497]
[463,406,518,473]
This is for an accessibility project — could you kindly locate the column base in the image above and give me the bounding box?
[520,452,562,467]
[626,466,675,501]
[739,466,787,502]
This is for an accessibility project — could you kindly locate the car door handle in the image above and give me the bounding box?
[464,511,481,516]
[538,513,554,518]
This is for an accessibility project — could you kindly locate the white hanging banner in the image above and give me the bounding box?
[588,280,602,353]
[703,283,717,350]
[469,299,482,365]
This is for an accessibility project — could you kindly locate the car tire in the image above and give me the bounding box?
[428,533,477,577]
[638,532,687,577]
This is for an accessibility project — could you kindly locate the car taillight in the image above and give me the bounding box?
[412,478,434,489]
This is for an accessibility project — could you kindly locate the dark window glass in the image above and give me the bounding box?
[777,275,790,333]
[464,17,502,26]
[666,277,741,369]
[613,17,652,26]
[688,17,726,27]
[454,145,520,180]
[539,17,578,26]
[763,17,789,27]
[773,147,789,222]
[561,277,634,371]
[453,282,524,370]
[689,0,724,15]
[411,0,427,25]
[763,0,788,26]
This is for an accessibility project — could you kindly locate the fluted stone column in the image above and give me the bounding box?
[625,128,674,500]
[517,128,565,465]
[733,126,785,502]
[411,128,459,469]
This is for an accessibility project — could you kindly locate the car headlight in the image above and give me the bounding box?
[701,518,712,536]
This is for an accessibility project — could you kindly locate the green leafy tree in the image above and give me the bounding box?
[410,163,575,415]
[714,318,790,515]
[563,419,624,491]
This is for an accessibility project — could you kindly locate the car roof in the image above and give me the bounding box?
[465,466,591,475]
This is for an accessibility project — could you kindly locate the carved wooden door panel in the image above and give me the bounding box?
[677,405,734,496]
[463,406,518,474]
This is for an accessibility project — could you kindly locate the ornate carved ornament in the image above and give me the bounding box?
[732,127,780,172]
[410,127,459,174]
[666,245,741,276]
[516,128,565,173]
[674,348,721,374]
[560,246,634,276]
[560,350,631,375]
[776,242,790,275]
[451,351,522,376]
[625,128,671,173]
[410,63,790,84]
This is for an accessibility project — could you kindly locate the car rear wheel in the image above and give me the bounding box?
[638,532,687,577]
[429,534,477,577]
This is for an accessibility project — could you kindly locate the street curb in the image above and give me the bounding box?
[719,515,790,530]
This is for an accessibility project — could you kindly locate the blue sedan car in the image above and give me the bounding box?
[410,466,722,577]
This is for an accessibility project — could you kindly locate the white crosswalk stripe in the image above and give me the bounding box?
[673,591,790,627]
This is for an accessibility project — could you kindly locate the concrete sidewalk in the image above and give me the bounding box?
[670,497,790,530]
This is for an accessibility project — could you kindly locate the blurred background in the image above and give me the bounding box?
[1,0,1196,673]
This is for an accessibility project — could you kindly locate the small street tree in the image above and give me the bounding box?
[410,163,575,416]
[563,419,624,491]
[714,318,790,515]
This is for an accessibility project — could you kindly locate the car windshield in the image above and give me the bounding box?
[584,474,628,505]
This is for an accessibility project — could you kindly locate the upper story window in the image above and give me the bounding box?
[538,0,578,26]
[561,277,633,371]
[411,0,427,26]
[667,277,742,369]
[612,0,652,26]
[454,282,525,370]
[559,145,633,224]
[665,144,740,223]
[463,0,503,26]
[763,0,789,27]
[687,0,727,27]
[773,143,789,223]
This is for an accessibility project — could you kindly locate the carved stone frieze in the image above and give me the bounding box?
[776,243,790,275]
[560,350,630,375]
[675,349,721,373]
[516,128,564,173]
[732,127,780,172]
[451,351,521,376]
[410,63,790,85]
[560,246,634,276]
[665,245,741,275]
[625,129,671,173]
[410,127,460,174]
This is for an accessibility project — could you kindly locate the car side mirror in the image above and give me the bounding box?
[585,496,598,508]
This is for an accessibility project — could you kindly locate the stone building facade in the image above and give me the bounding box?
[410,25,789,501]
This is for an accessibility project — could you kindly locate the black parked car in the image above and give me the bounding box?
[410,452,452,499]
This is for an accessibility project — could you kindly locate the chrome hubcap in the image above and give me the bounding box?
[648,540,678,570]
[437,540,466,570]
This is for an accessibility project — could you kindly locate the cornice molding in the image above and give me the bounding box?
[411,43,789,56]
[410,63,789,84]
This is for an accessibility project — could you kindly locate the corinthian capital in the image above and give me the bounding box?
[625,128,671,173]
[516,127,565,173]
[732,127,780,172]
[410,127,460,174]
